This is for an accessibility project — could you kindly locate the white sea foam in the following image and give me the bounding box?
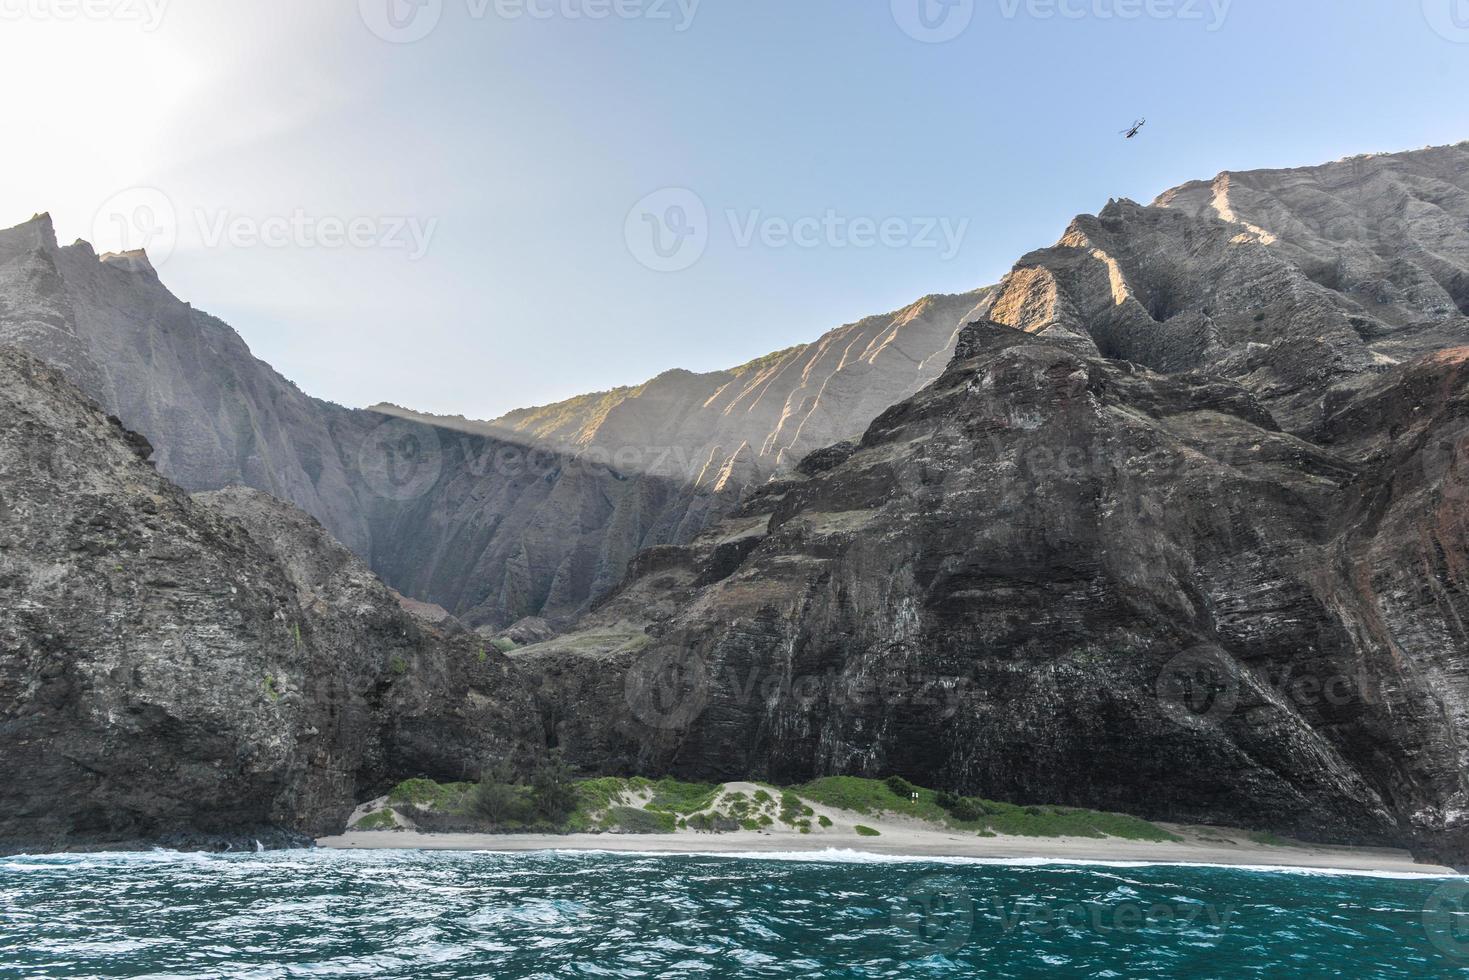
[5,845,1461,881]
[449,846,1466,880]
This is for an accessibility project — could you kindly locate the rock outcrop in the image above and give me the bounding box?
[0,348,541,851]
[519,320,1469,862]
[516,143,1469,864]
[0,214,986,627]
[976,142,1469,432]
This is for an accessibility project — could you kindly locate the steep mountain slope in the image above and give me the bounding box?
[0,215,373,552]
[0,215,984,626]
[515,143,1469,863]
[519,320,1469,863]
[482,290,989,484]
[0,347,542,851]
[975,142,1469,431]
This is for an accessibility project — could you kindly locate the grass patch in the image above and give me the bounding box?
[854,825,881,837]
[968,800,1178,841]
[352,810,397,831]
[388,778,473,810]
[604,806,677,834]
[644,778,721,814]
[575,777,631,811]
[798,776,948,822]
[687,812,740,833]
[797,776,1177,841]
[491,637,517,654]
[366,773,1178,843]
[778,792,814,825]
[1247,830,1303,848]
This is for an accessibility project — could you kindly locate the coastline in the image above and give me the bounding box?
[317,826,1457,876]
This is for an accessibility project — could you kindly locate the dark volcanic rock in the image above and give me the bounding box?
[0,348,541,852]
[519,321,1469,863]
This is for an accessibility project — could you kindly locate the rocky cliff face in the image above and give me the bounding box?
[0,215,984,627]
[520,321,1469,862]
[517,143,1469,863]
[975,142,1469,432]
[5,142,1469,859]
[482,289,990,483]
[0,348,541,851]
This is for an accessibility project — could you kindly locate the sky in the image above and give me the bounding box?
[2,0,1467,418]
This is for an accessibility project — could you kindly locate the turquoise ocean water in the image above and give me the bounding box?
[3,848,1467,977]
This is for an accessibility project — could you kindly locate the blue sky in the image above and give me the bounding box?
[3,1,1468,416]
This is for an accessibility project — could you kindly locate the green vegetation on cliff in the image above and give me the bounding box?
[353,772,1177,842]
[797,776,1178,841]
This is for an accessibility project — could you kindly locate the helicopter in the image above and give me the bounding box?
[1121,118,1147,139]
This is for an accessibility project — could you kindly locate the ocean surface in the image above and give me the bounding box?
[2,848,1467,978]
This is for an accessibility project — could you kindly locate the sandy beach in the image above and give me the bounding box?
[319,822,1456,876]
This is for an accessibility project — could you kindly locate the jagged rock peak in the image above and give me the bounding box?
[98,248,158,277]
[0,212,58,253]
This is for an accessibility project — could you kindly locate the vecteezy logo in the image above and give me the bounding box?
[1156,644,1241,728]
[92,187,178,268]
[624,647,710,729]
[891,0,974,43]
[359,0,443,43]
[1424,0,1469,42]
[1424,880,1469,960]
[624,188,708,272]
[890,877,974,956]
[357,416,443,501]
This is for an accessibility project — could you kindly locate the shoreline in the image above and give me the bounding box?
[317,827,1458,876]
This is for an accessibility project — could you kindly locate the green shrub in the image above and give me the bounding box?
[818,815,833,828]
[492,637,517,654]
[605,806,677,834]
[389,656,408,676]
[388,777,474,809]
[799,776,944,818]
[752,789,773,805]
[974,800,1177,841]
[740,818,762,831]
[530,752,577,823]
[467,762,534,825]
[884,775,919,799]
[854,825,881,837]
[468,781,532,824]
[947,798,986,822]
[575,777,630,811]
[352,809,397,831]
[779,792,810,825]
[935,791,988,823]
[687,812,740,833]
[644,779,721,814]
[722,792,751,818]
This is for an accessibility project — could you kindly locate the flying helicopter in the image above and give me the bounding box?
[1122,118,1147,139]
